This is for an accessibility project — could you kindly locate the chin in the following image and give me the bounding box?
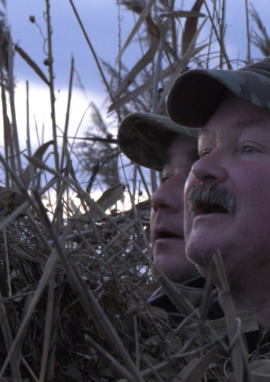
[186,240,216,269]
[152,255,198,283]
[186,238,236,287]
[152,263,180,283]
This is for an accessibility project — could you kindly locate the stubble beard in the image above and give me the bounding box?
[185,236,214,268]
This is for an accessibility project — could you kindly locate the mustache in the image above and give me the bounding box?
[187,183,237,215]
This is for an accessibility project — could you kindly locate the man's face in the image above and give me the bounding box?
[150,136,198,282]
[184,93,270,289]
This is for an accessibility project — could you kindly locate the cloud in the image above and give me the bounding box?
[0,80,107,153]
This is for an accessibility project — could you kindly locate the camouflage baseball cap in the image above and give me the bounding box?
[118,112,199,171]
[167,56,270,127]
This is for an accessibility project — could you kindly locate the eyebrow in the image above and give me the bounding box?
[199,117,265,139]
[234,117,264,128]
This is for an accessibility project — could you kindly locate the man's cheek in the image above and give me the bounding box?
[150,209,156,245]
[184,170,197,197]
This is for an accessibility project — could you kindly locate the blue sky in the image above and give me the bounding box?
[3,0,270,197]
[0,0,267,208]
[7,0,270,96]
[3,1,139,153]
[4,0,270,138]
[7,1,135,95]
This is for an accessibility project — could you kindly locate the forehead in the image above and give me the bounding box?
[199,93,270,142]
[165,136,197,166]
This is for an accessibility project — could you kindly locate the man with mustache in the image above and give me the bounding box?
[118,113,202,311]
[166,56,270,329]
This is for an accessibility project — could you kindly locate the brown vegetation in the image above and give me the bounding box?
[0,0,269,381]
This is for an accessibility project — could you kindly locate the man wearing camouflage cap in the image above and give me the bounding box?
[118,113,205,311]
[167,56,270,328]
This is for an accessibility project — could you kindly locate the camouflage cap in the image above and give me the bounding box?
[167,56,270,127]
[118,112,199,171]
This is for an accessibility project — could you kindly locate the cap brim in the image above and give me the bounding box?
[118,112,198,171]
[167,65,270,127]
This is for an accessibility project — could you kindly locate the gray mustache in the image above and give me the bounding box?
[187,183,237,215]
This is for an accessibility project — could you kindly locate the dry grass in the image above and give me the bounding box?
[0,0,269,381]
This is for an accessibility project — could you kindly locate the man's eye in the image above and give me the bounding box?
[242,146,260,154]
[161,175,170,184]
[199,150,211,158]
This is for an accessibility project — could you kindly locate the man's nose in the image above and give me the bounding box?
[191,149,227,184]
[151,178,183,213]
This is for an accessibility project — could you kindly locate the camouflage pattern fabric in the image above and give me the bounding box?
[118,112,199,171]
[167,56,270,127]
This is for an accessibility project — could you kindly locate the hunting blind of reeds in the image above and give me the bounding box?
[0,0,270,381]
